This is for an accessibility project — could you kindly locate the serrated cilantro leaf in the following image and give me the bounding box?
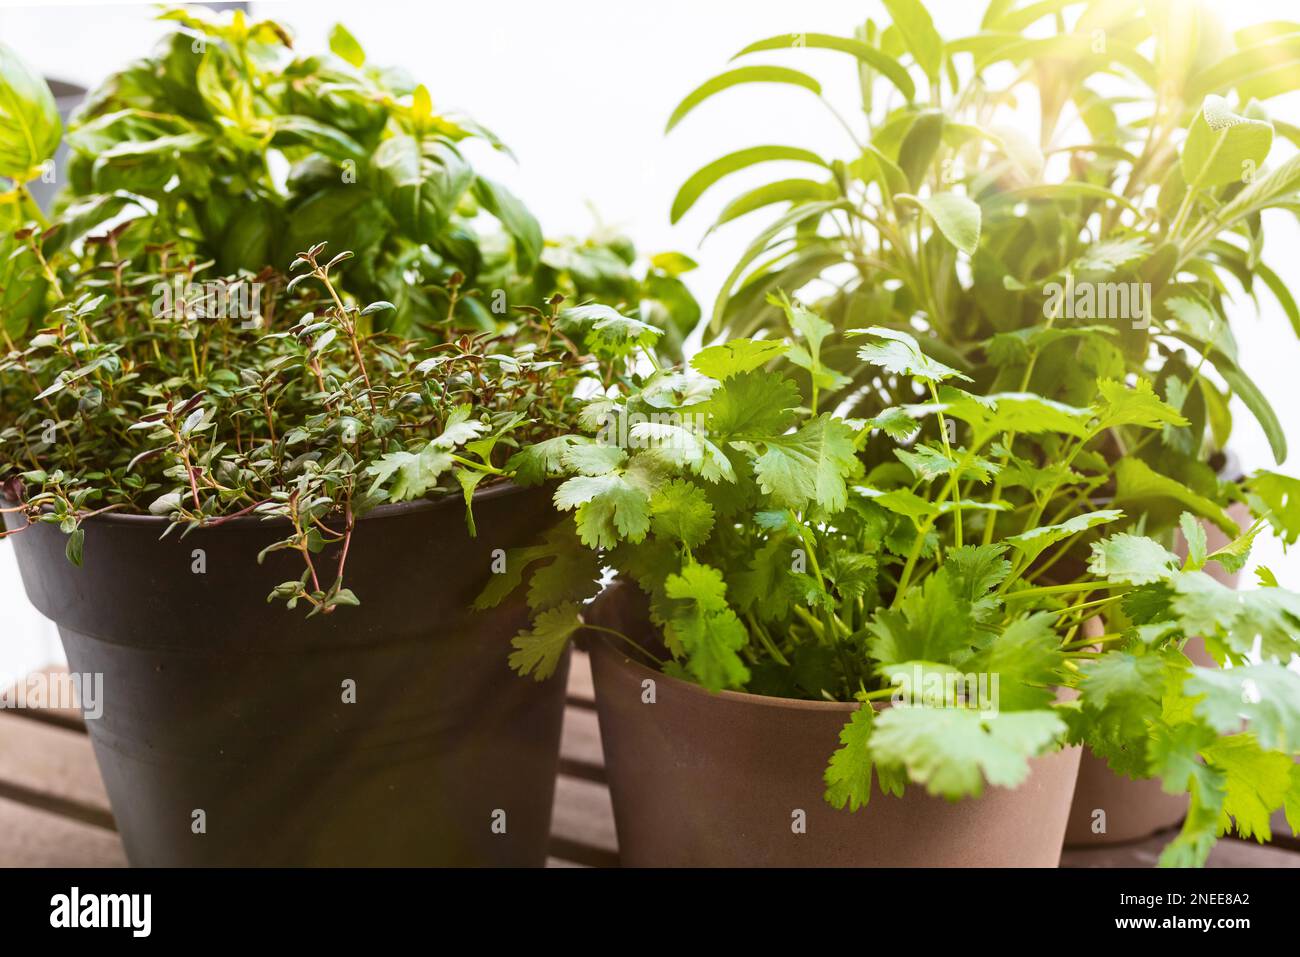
[1171,572,1300,662]
[1008,509,1124,566]
[998,456,1088,497]
[473,521,599,612]
[1071,652,1170,775]
[851,326,971,382]
[561,442,627,476]
[662,562,750,690]
[774,293,831,357]
[525,533,602,614]
[630,422,735,482]
[638,369,718,409]
[508,602,583,680]
[931,391,1091,439]
[649,478,715,548]
[559,304,662,359]
[578,397,624,432]
[1206,520,1261,575]
[979,393,1093,439]
[732,534,800,620]
[1286,765,1300,837]
[824,705,878,811]
[690,337,789,380]
[858,485,938,522]
[893,443,957,482]
[702,370,799,439]
[985,324,1118,367]
[1158,773,1228,868]
[1201,734,1293,842]
[865,405,921,441]
[365,442,454,500]
[870,707,1066,798]
[434,404,489,448]
[1185,664,1300,752]
[554,471,652,548]
[965,612,1067,711]
[944,543,1012,608]
[508,434,585,485]
[1088,532,1180,584]
[753,413,859,512]
[1094,378,1189,430]
[867,569,979,667]
[824,705,906,810]
[1148,719,1220,797]
[773,293,850,395]
[825,550,878,603]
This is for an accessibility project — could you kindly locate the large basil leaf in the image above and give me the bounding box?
[0,41,61,180]
[372,134,472,246]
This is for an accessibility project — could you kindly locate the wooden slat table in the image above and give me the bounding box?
[1,656,1295,868]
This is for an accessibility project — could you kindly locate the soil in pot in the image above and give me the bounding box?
[2,481,569,866]
[585,583,1082,867]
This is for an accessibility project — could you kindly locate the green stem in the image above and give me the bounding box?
[583,623,665,668]
[1004,580,1127,600]
[1061,632,1126,652]
[450,454,505,476]
[747,613,790,667]
[928,379,960,546]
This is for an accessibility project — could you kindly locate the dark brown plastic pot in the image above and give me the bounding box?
[585,583,1082,867]
[1,481,568,866]
[1064,502,1251,846]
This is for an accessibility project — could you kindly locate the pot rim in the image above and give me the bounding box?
[1,477,537,529]
[588,626,859,715]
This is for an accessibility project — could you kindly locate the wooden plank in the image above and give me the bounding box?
[0,711,114,829]
[558,702,605,783]
[547,700,617,866]
[0,797,125,867]
[549,774,618,867]
[566,650,595,710]
[1062,830,1300,868]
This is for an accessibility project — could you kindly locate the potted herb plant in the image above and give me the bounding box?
[664,0,1300,847]
[0,16,651,866]
[50,8,545,336]
[488,299,1300,866]
[0,237,595,865]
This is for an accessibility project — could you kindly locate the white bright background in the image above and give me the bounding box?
[2,0,1298,683]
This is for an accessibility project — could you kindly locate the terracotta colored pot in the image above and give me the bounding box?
[1064,502,1251,846]
[2,482,569,866]
[586,583,1082,867]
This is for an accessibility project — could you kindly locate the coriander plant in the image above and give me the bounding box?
[487,296,1300,866]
